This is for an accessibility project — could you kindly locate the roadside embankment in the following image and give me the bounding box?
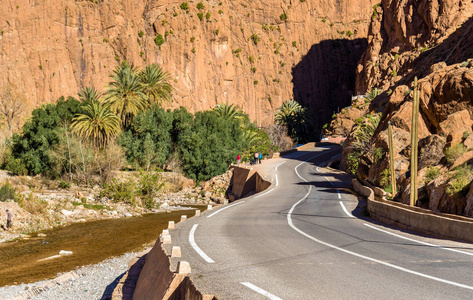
[112,209,218,300]
[352,179,473,243]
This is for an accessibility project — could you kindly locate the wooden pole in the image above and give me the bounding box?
[414,80,420,202]
[410,77,419,206]
[388,122,396,197]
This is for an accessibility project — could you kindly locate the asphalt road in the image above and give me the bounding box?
[171,145,473,299]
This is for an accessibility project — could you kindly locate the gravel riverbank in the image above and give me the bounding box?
[0,251,138,300]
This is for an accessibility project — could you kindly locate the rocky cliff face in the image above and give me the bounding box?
[0,0,374,127]
[329,0,473,217]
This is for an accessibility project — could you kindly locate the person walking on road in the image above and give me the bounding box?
[6,209,12,230]
[237,154,241,166]
[254,152,258,165]
[258,152,262,164]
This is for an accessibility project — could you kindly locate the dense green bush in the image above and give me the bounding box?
[119,106,173,170]
[177,110,244,181]
[9,97,82,176]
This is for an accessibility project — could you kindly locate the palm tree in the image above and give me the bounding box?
[212,103,247,124]
[78,86,102,103]
[104,61,148,128]
[71,100,121,148]
[364,87,381,102]
[274,100,308,141]
[139,64,173,107]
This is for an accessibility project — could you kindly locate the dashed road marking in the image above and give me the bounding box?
[240,282,283,300]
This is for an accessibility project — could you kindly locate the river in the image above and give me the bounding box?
[0,207,204,286]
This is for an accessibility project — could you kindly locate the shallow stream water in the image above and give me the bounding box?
[0,207,204,286]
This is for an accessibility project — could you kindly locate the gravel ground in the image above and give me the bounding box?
[0,251,138,300]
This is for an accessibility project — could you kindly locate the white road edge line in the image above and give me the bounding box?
[240,282,283,300]
[339,201,354,218]
[254,188,274,199]
[364,223,473,257]
[275,174,279,187]
[290,160,473,291]
[275,160,286,171]
[323,175,335,186]
[206,201,245,218]
[189,224,215,263]
[337,189,341,199]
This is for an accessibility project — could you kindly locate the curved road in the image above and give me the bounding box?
[172,145,473,299]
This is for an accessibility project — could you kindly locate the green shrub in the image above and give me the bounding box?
[462,131,470,140]
[250,33,260,45]
[190,36,195,43]
[196,2,204,9]
[232,48,242,54]
[6,158,27,176]
[59,181,71,189]
[249,56,254,63]
[119,107,173,170]
[0,181,16,202]
[424,166,441,184]
[379,168,390,188]
[253,80,258,85]
[9,97,82,176]
[346,152,361,175]
[292,41,297,47]
[445,144,466,164]
[250,67,257,73]
[446,165,473,196]
[218,10,223,14]
[100,178,137,204]
[197,12,203,20]
[373,147,383,164]
[180,2,188,10]
[206,12,211,20]
[154,34,164,46]
[280,13,287,21]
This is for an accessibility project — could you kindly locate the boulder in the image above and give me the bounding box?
[439,109,473,147]
[418,135,446,170]
[426,175,448,212]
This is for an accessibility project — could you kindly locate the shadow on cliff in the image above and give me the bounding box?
[292,38,367,133]
[396,16,473,87]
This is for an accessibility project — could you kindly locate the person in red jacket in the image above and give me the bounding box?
[237,154,241,166]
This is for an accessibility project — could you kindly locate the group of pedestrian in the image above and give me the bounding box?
[236,152,262,166]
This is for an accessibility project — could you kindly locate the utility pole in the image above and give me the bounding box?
[388,121,396,197]
[409,77,420,206]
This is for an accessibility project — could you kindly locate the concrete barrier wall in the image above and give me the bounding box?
[351,179,374,201]
[256,172,271,193]
[132,241,177,300]
[113,212,219,300]
[230,167,271,199]
[367,197,473,243]
[352,179,473,243]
